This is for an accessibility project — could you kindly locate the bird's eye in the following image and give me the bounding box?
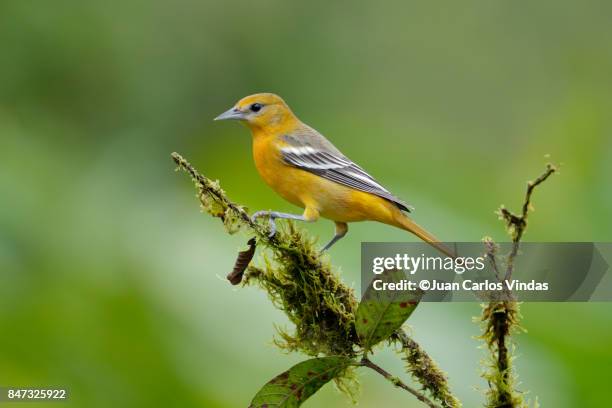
[250,103,263,113]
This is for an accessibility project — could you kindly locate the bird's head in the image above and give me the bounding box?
[214,93,297,131]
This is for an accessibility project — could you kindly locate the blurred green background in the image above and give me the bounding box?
[1,1,611,407]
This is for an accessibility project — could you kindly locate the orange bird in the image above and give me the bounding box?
[215,93,452,256]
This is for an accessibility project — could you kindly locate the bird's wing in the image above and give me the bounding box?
[280,128,413,212]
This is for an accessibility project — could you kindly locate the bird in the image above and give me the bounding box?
[214,93,453,256]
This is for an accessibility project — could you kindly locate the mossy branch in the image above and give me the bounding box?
[171,152,270,239]
[481,163,557,408]
[172,152,558,407]
[394,329,461,408]
[171,152,458,408]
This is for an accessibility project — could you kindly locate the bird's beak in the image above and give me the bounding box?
[214,107,244,121]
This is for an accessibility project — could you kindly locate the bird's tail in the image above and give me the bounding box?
[393,214,456,258]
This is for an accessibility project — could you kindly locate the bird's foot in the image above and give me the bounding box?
[251,211,278,238]
[267,218,277,238]
[250,210,268,223]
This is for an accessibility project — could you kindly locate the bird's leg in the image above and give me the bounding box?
[251,208,318,237]
[321,222,348,252]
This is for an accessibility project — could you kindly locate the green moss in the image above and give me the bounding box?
[394,330,461,408]
[479,301,525,408]
[244,222,358,357]
[173,152,462,406]
[173,152,360,397]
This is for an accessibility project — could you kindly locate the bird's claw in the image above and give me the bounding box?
[250,211,277,238]
[250,210,267,223]
[268,218,277,238]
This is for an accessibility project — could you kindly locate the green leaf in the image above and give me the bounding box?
[356,269,422,349]
[249,356,353,408]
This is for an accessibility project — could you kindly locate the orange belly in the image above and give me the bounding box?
[252,136,397,224]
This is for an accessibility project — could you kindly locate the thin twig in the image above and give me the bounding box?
[482,163,557,408]
[360,357,440,408]
[483,237,501,281]
[501,163,556,280]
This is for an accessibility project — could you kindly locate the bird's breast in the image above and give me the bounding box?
[252,136,305,208]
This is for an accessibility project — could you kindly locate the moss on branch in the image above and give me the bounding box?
[394,329,461,408]
[480,163,557,408]
[172,152,556,408]
[171,152,459,407]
